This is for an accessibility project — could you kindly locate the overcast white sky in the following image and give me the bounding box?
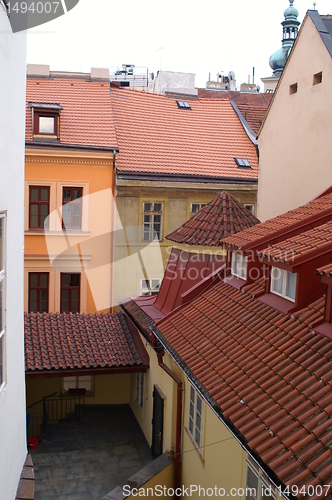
[27,0,332,89]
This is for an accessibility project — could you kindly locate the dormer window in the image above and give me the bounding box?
[270,267,297,302]
[29,103,62,139]
[231,252,247,280]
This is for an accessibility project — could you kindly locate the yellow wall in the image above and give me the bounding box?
[25,148,114,313]
[130,337,177,453]
[125,462,174,499]
[114,180,257,305]
[26,373,131,411]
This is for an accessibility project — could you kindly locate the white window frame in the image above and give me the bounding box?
[270,267,297,302]
[190,202,206,218]
[231,252,247,280]
[188,384,203,450]
[244,457,277,500]
[140,278,161,296]
[142,202,164,242]
[244,204,255,215]
[62,375,94,395]
[136,372,144,407]
[0,214,5,395]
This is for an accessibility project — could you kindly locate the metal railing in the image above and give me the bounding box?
[26,392,85,440]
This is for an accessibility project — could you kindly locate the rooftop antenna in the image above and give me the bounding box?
[313,2,316,9]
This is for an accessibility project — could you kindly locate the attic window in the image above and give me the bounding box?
[231,252,247,280]
[289,83,298,95]
[29,103,62,139]
[235,158,252,169]
[270,267,297,302]
[176,101,191,110]
[313,72,322,85]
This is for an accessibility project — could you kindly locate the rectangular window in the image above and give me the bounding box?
[63,375,93,395]
[62,187,83,230]
[235,158,252,169]
[60,273,80,313]
[245,457,277,500]
[244,204,255,215]
[28,272,49,313]
[270,267,297,302]
[140,278,161,296]
[136,372,144,407]
[33,109,59,137]
[231,252,247,280]
[289,83,298,95]
[0,216,5,391]
[29,186,50,229]
[188,385,203,450]
[313,71,322,85]
[143,202,163,241]
[190,203,206,218]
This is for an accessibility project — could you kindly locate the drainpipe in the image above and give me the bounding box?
[156,347,182,499]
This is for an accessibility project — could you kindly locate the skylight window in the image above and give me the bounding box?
[235,158,252,169]
[176,101,191,110]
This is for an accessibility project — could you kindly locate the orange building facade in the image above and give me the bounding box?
[24,66,118,314]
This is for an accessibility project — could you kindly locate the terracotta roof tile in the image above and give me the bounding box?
[166,191,259,246]
[110,88,258,181]
[316,263,332,277]
[26,76,117,149]
[222,192,332,251]
[197,90,272,135]
[258,221,332,266]
[155,279,332,493]
[25,311,148,373]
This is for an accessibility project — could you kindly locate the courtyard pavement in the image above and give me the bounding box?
[29,406,152,500]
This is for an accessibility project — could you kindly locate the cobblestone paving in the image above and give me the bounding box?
[30,406,152,500]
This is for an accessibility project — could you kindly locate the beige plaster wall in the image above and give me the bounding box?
[258,15,332,221]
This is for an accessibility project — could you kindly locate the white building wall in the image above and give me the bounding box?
[0,3,27,499]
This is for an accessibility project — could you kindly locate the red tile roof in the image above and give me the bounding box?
[25,312,148,373]
[110,88,259,182]
[316,263,332,278]
[166,191,260,246]
[223,192,332,251]
[197,90,272,135]
[155,280,332,496]
[122,248,225,333]
[258,221,332,267]
[26,76,118,149]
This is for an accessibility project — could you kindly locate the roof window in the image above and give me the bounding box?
[176,101,191,110]
[235,158,252,169]
[270,267,297,302]
[29,103,62,139]
[231,252,247,280]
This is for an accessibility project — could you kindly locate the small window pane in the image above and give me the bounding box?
[0,336,3,387]
[63,189,72,201]
[246,467,259,499]
[40,189,49,201]
[30,189,39,201]
[154,203,162,212]
[61,290,69,312]
[30,274,38,287]
[73,189,82,200]
[39,116,55,134]
[0,282,3,331]
[62,274,70,287]
[30,205,38,216]
[271,267,283,295]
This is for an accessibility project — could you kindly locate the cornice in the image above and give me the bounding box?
[25,155,112,168]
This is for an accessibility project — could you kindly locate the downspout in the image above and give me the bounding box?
[110,149,117,313]
[153,335,182,499]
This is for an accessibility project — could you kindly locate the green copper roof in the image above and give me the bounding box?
[269,0,300,77]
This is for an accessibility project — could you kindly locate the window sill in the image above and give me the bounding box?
[25,230,91,236]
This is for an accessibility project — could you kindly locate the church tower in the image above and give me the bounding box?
[261,0,300,92]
